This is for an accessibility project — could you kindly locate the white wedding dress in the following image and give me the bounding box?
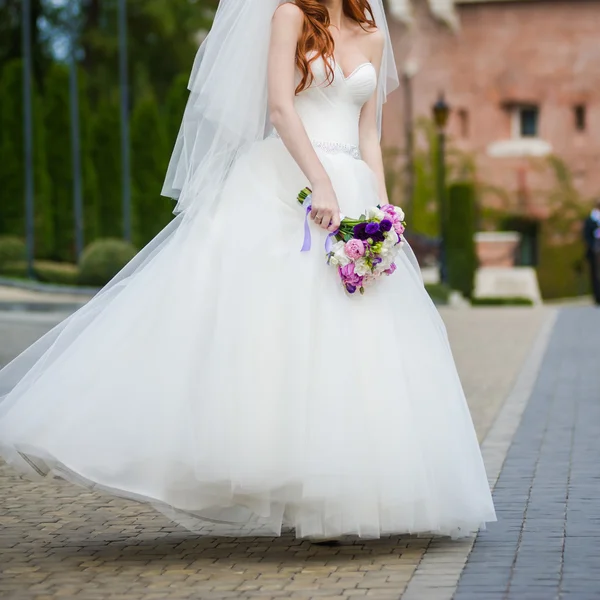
[0,57,496,539]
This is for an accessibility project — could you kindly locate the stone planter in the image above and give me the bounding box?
[475,231,521,268]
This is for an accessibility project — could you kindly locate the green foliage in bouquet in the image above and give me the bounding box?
[446,182,477,298]
[78,239,137,287]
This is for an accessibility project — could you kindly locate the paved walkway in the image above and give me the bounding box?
[455,307,600,600]
[0,304,580,600]
[0,285,91,314]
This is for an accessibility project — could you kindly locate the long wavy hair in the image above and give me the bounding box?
[294,0,376,95]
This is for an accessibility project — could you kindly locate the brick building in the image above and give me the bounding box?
[382,0,600,267]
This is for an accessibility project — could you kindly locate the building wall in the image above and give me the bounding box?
[383,0,600,219]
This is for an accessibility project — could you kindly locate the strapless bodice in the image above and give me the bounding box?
[271,57,377,155]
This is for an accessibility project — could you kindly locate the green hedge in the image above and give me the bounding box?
[1,260,79,285]
[472,297,534,307]
[78,238,137,286]
[425,283,451,303]
[0,236,26,267]
[446,182,477,298]
[537,239,589,300]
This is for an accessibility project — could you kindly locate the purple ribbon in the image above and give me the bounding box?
[301,200,313,252]
[300,196,339,253]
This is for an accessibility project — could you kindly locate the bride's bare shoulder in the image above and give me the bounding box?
[273,2,304,24]
[355,24,384,59]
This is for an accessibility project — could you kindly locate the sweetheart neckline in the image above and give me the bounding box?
[335,61,374,82]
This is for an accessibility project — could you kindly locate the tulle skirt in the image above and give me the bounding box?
[0,137,496,539]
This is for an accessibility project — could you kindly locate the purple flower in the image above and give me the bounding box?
[365,221,380,235]
[353,223,370,240]
[339,264,363,287]
[345,284,357,294]
[380,219,393,232]
[372,257,382,265]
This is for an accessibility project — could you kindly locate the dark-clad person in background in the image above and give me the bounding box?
[583,199,600,305]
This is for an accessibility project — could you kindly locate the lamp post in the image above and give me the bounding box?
[118,0,131,242]
[22,0,35,279]
[432,93,450,285]
[403,59,419,219]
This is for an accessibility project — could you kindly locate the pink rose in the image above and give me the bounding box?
[339,263,363,286]
[344,239,365,259]
[381,204,400,223]
[384,263,397,276]
[393,221,405,235]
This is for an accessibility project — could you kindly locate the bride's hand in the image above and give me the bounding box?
[310,181,341,232]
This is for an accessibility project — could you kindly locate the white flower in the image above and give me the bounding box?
[394,206,405,221]
[354,257,372,276]
[366,206,385,221]
[329,240,351,267]
[375,254,394,273]
[383,230,399,248]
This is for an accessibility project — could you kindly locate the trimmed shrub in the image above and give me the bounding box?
[446,182,477,298]
[78,238,137,286]
[537,238,588,300]
[0,262,28,278]
[35,261,79,286]
[471,297,534,307]
[425,283,451,304]
[0,260,79,286]
[0,236,26,267]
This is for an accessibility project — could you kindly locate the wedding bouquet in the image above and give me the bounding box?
[298,187,406,295]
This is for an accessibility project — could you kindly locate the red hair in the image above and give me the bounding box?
[294,0,376,95]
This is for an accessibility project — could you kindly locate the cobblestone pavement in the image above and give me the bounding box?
[455,307,600,600]
[0,306,552,600]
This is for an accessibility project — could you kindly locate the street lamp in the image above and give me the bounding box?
[432,93,451,285]
[402,59,419,219]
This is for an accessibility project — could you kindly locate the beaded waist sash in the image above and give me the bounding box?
[267,131,361,160]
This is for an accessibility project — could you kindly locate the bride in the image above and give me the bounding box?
[0,0,495,540]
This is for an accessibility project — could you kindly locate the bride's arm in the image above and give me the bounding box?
[358,31,388,204]
[268,3,340,232]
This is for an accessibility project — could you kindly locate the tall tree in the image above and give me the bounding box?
[91,100,123,238]
[78,70,100,247]
[0,59,53,257]
[44,62,73,260]
[76,0,217,103]
[131,93,173,248]
[0,0,50,86]
[164,72,190,147]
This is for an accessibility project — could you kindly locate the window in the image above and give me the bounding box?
[574,105,586,132]
[510,105,539,138]
[517,106,539,138]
